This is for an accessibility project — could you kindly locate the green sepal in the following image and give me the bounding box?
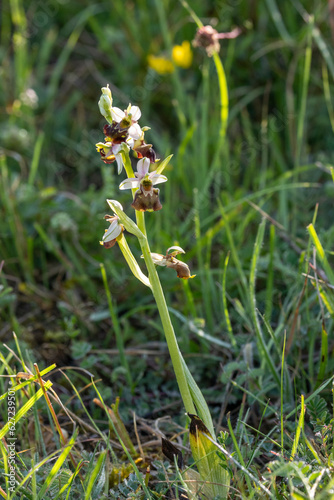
[117,233,151,288]
[155,154,173,175]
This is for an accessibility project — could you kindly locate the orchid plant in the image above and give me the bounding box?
[96,85,229,498]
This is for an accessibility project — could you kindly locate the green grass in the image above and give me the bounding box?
[1,0,334,498]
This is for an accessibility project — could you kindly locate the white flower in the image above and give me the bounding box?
[100,201,124,249]
[119,158,167,193]
[96,142,127,174]
[102,217,122,244]
[111,104,142,140]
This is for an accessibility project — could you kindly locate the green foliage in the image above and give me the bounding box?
[1,0,334,498]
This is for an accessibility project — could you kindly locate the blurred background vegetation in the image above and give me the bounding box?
[1,0,334,490]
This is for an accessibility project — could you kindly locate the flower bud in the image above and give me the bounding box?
[101,85,112,103]
[100,215,124,249]
[193,25,241,57]
[98,86,113,122]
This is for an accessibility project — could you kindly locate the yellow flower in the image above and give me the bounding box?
[147,55,174,75]
[172,40,193,69]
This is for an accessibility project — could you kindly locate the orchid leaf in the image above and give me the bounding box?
[155,154,173,175]
[117,233,151,288]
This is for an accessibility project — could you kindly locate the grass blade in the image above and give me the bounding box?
[290,395,305,460]
[222,252,236,347]
[307,224,334,285]
[316,322,328,388]
[249,219,280,386]
[0,381,53,439]
[36,430,78,500]
[84,449,107,500]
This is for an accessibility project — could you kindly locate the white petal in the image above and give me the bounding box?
[112,143,121,154]
[150,173,168,185]
[102,219,121,242]
[150,253,167,266]
[101,85,112,102]
[128,123,142,140]
[119,178,141,190]
[129,105,141,121]
[126,136,134,148]
[137,157,150,177]
[107,199,123,212]
[115,153,123,174]
[167,246,185,255]
[111,107,125,123]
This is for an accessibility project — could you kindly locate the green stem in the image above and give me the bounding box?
[153,0,186,131]
[295,17,313,168]
[211,52,229,169]
[180,0,229,167]
[136,211,195,414]
[121,150,195,414]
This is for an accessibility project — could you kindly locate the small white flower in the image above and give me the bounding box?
[101,202,124,249]
[119,158,167,193]
[20,88,38,108]
[111,104,142,140]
